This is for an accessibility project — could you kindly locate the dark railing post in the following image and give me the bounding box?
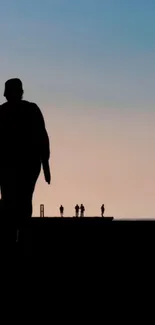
[40,204,44,218]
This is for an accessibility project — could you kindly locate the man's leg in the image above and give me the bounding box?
[21,164,41,255]
[0,164,41,252]
[22,163,41,218]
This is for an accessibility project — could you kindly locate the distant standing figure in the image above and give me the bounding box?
[80,204,85,217]
[75,204,79,218]
[60,205,64,217]
[101,204,105,217]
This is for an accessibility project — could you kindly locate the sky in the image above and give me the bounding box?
[0,0,155,218]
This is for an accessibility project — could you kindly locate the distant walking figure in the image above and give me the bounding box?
[60,205,64,217]
[0,78,51,228]
[101,204,105,217]
[75,204,79,218]
[80,204,85,217]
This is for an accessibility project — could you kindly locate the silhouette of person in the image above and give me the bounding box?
[60,205,64,217]
[75,204,79,218]
[101,204,105,217]
[80,204,85,217]
[0,78,51,229]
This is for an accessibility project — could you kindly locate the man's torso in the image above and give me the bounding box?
[0,100,42,169]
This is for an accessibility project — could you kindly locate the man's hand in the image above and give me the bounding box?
[42,161,51,184]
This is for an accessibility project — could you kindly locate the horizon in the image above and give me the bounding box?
[33,214,155,221]
[0,0,155,218]
[33,216,155,219]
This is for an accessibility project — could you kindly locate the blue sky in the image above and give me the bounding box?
[0,0,155,217]
[0,0,155,109]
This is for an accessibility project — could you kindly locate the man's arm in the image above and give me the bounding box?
[35,104,50,161]
[33,103,51,184]
[42,160,51,184]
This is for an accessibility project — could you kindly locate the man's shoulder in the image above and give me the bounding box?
[0,102,8,109]
[22,100,37,107]
[22,101,44,125]
[0,102,9,115]
[0,101,38,109]
[22,100,41,112]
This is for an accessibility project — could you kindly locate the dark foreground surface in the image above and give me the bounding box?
[2,216,155,256]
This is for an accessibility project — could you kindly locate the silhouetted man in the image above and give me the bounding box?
[0,78,51,229]
[101,204,105,217]
[60,205,64,217]
[75,204,79,218]
[80,204,85,217]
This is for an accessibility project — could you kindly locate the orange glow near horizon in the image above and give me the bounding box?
[32,108,155,219]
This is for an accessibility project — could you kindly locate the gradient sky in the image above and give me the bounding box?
[0,0,155,218]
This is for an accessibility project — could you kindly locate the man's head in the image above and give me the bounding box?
[4,78,24,102]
